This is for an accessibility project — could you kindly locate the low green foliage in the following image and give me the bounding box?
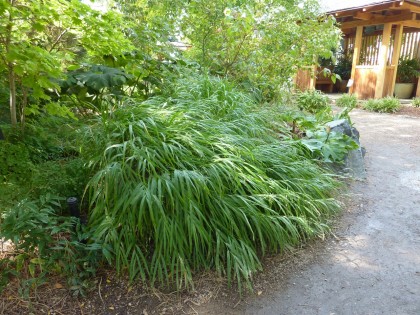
[31,158,89,198]
[301,128,359,163]
[397,58,420,83]
[279,108,358,163]
[0,142,33,182]
[82,75,340,290]
[412,97,420,107]
[336,94,358,108]
[0,181,31,213]
[0,194,102,297]
[297,90,330,113]
[363,97,401,113]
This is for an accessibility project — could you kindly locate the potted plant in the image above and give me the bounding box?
[334,54,352,92]
[394,57,420,99]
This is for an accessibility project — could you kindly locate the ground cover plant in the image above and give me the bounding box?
[363,97,401,113]
[336,94,358,108]
[297,89,330,113]
[412,97,420,107]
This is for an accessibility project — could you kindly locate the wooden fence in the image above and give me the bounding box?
[344,30,420,65]
[295,29,420,98]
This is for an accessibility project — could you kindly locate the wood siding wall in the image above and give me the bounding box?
[353,66,395,99]
[383,67,395,97]
[295,68,313,91]
[353,67,377,99]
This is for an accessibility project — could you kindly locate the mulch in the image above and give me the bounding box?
[394,104,420,117]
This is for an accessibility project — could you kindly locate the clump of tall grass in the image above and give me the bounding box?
[363,97,401,113]
[82,74,340,290]
[335,94,358,108]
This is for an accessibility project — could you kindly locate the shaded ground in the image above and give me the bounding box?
[2,106,420,314]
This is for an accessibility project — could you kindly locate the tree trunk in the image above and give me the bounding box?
[8,64,17,126]
[21,86,28,127]
[6,1,17,126]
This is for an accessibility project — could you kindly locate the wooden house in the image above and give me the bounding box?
[296,0,420,99]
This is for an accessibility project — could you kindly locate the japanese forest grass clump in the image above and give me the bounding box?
[335,94,358,109]
[363,97,401,113]
[82,75,340,291]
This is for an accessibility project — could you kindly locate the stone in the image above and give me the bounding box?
[326,119,367,180]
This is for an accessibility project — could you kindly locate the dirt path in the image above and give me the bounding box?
[246,109,420,315]
[198,109,420,315]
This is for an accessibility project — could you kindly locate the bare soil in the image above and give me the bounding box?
[395,104,420,118]
[1,106,420,315]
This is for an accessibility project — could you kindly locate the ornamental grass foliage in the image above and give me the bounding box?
[335,94,358,109]
[363,97,401,113]
[82,74,340,290]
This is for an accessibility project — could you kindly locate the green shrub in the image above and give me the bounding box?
[363,97,401,113]
[82,75,340,290]
[412,97,420,107]
[31,158,90,198]
[335,94,358,108]
[297,90,330,113]
[0,194,101,296]
[0,142,33,182]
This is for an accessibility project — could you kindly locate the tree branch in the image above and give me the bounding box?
[49,29,68,52]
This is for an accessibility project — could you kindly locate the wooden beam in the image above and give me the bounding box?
[390,2,420,14]
[349,26,363,95]
[375,23,393,98]
[340,12,415,29]
[401,19,420,28]
[354,12,375,20]
[333,2,400,17]
[390,24,404,96]
[361,2,402,13]
[331,0,420,17]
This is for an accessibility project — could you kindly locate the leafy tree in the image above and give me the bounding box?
[181,0,341,99]
[0,0,133,126]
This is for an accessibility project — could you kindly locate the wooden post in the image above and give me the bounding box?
[375,23,392,98]
[416,77,420,97]
[390,24,404,96]
[309,65,316,89]
[349,26,363,94]
[343,36,349,55]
